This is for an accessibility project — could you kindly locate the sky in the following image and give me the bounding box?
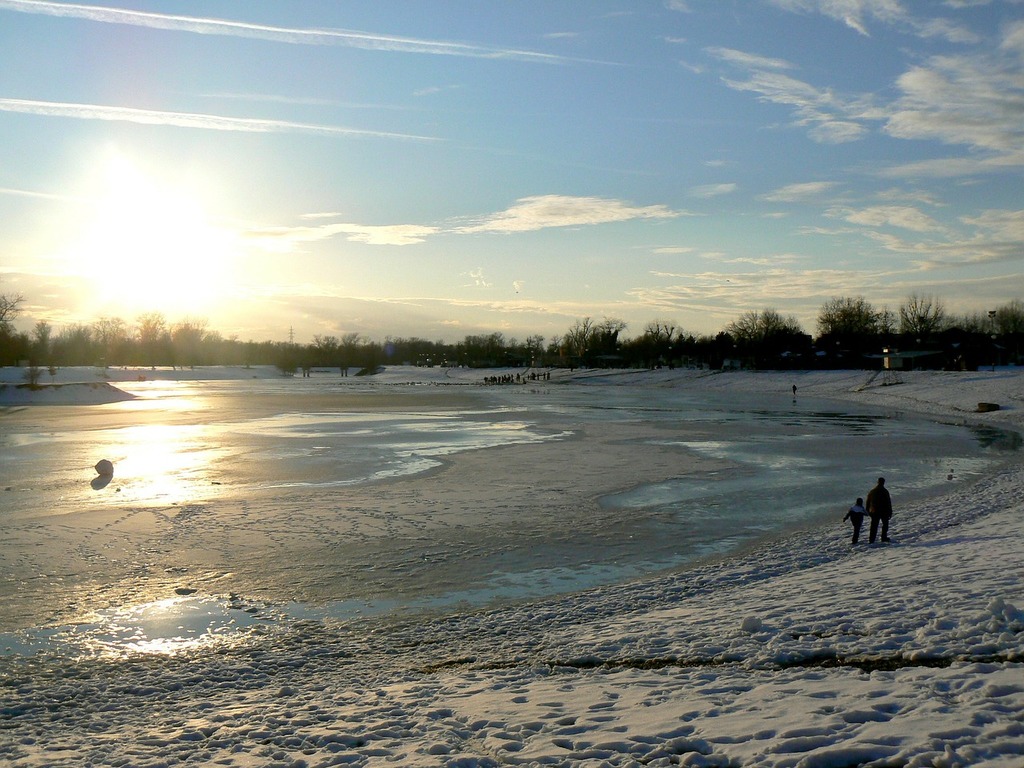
[1,0,1023,345]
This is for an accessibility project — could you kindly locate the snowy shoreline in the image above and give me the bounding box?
[1,366,1023,767]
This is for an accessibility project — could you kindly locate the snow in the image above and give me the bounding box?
[1,365,1023,767]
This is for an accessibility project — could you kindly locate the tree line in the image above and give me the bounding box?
[1,288,1021,374]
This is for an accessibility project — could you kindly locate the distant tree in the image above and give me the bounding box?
[994,299,1024,335]
[546,335,563,361]
[0,288,24,328]
[31,321,52,364]
[725,308,806,367]
[312,334,339,365]
[708,331,736,368]
[171,317,209,367]
[951,310,990,334]
[563,317,596,364]
[454,333,506,367]
[0,286,26,364]
[337,332,362,371]
[877,306,897,335]
[272,341,300,375]
[137,312,171,366]
[726,308,802,346]
[816,297,879,337]
[643,319,679,345]
[627,319,682,367]
[524,334,546,366]
[93,316,131,366]
[899,294,946,338]
[52,324,96,366]
[592,317,627,363]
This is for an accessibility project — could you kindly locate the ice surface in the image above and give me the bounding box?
[0,366,1022,766]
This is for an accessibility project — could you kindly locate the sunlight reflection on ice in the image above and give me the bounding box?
[60,596,266,659]
[90,422,228,504]
[113,378,210,409]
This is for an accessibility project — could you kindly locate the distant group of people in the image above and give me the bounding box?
[482,370,551,385]
[842,477,893,545]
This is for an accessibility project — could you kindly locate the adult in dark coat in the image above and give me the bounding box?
[866,477,893,543]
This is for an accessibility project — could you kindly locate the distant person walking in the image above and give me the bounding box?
[866,477,893,543]
[843,497,866,545]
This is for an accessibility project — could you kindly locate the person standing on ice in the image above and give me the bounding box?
[866,477,893,543]
[843,497,866,545]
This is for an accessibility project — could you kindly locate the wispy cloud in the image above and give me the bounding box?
[0,97,438,140]
[413,85,463,98]
[0,185,80,202]
[708,48,872,144]
[705,47,793,71]
[878,152,1024,178]
[961,208,1024,247]
[1003,19,1024,55]
[455,195,684,234]
[717,10,1023,175]
[829,204,947,233]
[817,204,1024,268]
[884,49,1024,158]
[689,183,737,198]
[766,0,978,43]
[761,181,839,202]
[252,195,686,251]
[875,188,944,206]
[872,22,1024,177]
[249,221,440,249]
[0,0,567,63]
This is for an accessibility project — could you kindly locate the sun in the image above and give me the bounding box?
[70,152,241,318]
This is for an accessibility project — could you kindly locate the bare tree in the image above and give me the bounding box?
[312,334,339,364]
[0,289,25,328]
[171,317,209,367]
[524,334,546,365]
[136,312,171,366]
[52,324,95,366]
[338,332,363,373]
[816,296,879,337]
[994,299,1024,335]
[950,310,990,334]
[563,317,596,361]
[643,319,679,344]
[899,294,946,337]
[93,316,130,365]
[32,320,52,363]
[632,319,682,367]
[877,306,897,335]
[726,308,802,345]
[593,317,627,358]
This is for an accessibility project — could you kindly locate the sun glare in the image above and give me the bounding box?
[70,153,240,317]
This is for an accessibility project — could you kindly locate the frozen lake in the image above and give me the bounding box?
[1,373,1018,656]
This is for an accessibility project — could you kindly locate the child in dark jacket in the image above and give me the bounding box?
[843,497,866,545]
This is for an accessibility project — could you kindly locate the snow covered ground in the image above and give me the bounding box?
[1,366,1023,767]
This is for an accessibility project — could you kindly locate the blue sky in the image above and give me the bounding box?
[1,0,1022,344]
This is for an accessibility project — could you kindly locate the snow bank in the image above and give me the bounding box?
[0,381,136,405]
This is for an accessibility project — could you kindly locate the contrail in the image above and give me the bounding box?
[0,0,566,63]
[0,97,440,140]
